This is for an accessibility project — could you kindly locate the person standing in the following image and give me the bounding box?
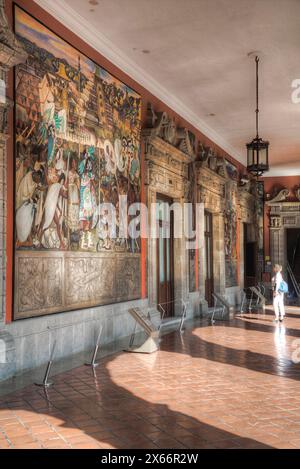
[272,264,285,322]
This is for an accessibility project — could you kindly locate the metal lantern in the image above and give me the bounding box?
[246,56,269,176]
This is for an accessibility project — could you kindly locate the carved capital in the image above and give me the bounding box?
[270,216,281,228]
[266,188,289,205]
[143,103,195,159]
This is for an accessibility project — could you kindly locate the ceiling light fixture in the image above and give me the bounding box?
[246,55,269,177]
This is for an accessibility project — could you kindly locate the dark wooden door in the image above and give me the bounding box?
[244,223,257,287]
[204,211,214,307]
[157,195,174,317]
[287,228,300,292]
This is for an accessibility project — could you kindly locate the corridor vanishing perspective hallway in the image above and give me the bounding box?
[2,0,300,458]
[1,308,300,450]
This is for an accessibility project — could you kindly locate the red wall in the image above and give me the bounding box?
[263,176,300,258]
[5,0,245,321]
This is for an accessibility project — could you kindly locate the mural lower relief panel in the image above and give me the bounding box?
[16,255,63,317]
[13,6,142,319]
[15,252,140,319]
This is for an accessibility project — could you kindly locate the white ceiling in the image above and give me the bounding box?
[36,0,300,176]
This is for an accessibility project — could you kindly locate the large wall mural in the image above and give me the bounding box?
[13,6,142,319]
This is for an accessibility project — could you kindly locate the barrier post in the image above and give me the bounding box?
[35,340,56,388]
[85,325,103,367]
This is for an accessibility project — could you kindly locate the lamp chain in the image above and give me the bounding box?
[255,55,259,139]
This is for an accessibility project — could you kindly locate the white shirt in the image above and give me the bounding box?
[272,272,283,293]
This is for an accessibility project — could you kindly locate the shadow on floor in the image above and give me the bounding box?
[159,318,300,382]
[0,329,273,450]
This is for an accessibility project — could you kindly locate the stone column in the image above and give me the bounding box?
[173,196,189,315]
[0,0,27,321]
[213,211,226,296]
[269,227,281,268]
[238,218,245,291]
[196,199,207,314]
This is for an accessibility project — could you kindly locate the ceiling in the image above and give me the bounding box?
[36,0,300,176]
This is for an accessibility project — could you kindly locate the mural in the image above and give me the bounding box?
[13,7,142,319]
[256,181,264,281]
[224,180,238,287]
[225,159,238,181]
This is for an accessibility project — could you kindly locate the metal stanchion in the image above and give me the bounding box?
[179,301,187,333]
[35,340,56,388]
[129,321,137,348]
[85,325,103,367]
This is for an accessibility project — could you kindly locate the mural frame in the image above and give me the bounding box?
[12,3,142,320]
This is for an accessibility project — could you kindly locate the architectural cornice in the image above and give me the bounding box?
[35,0,244,165]
[143,135,193,166]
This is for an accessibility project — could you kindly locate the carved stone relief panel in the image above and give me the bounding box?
[238,188,256,224]
[14,252,141,319]
[65,256,115,307]
[115,256,141,300]
[282,216,296,226]
[16,255,63,315]
[197,167,225,200]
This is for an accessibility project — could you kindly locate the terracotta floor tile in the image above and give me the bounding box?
[1,309,300,449]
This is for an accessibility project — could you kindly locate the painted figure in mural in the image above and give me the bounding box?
[104,140,116,175]
[15,169,44,246]
[78,147,97,249]
[67,156,80,234]
[40,173,68,249]
[47,122,56,165]
[129,143,140,187]
[54,140,65,175]
[98,207,116,250]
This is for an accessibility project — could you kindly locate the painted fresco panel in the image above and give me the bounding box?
[13,6,142,319]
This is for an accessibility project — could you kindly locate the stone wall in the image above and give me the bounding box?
[0,297,147,381]
[0,119,6,321]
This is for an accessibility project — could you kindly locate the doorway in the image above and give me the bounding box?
[287,228,300,294]
[156,195,174,317]
[204,211,214,306]
[244,223,257,287]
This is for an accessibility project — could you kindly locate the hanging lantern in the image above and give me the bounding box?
[246,56,269,176]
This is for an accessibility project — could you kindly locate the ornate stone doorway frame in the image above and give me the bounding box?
[143,134,192,316]
[197,165,226,313]
[267,193,300,277]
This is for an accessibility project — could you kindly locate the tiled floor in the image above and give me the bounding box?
[1,307,300,449]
